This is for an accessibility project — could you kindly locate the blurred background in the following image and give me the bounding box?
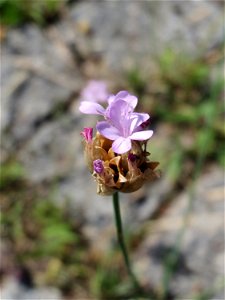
[0,1,224,299]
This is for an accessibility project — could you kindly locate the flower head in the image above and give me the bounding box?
[80,90,153,153]
[79,90,137,117]
[80,80,109,103]
[81,131,160,195]
[96,99,153,154]
[80,89,159,195]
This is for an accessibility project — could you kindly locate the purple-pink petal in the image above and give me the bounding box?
[112,137,131,154]
[79,101,105,115]
[107,94,116,104]
[130,113,150,133]
[130,130,153,141]
[80,80,109,103]
[79,88,154,155]
[108,100,133,132]
[115,91,138,109]
[96,121,121,140]
[115,91,129,99]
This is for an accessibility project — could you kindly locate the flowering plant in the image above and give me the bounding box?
[79,88,160,295]
[80,91,159,195]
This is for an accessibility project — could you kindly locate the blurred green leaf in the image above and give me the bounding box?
[167,147,183,182]
[127,68,146,96]
[0,161,25,189]
[218,147,225,168]
[0,0,25,26]
[161,105,199,123]
[42,223,75,254]
[91,266,128,299]
[196,130,215,155]
[197,101,217,121]
[159,48,209,89]
[185,64,208,87]
[33,200,62,224]
[159,48,176,73]
[0,0,67,26]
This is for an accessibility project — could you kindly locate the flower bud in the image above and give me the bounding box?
[93,159,104,174]
[80,127,93,143]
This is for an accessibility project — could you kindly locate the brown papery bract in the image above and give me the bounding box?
[83,132,160,195]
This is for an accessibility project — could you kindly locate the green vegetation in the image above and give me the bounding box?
[1,182,85,295]
[0,0,67,26]
[90,259,130,299]
[0,160,139,298]
[0,160,25,190]
[126,68,147,98]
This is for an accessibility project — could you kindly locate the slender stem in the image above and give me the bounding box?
[112,191,141,290]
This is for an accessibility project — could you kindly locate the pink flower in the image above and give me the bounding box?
[80,80,109,103]
[80,89,159,194]
[96,100,153,154]
[79,90,137,117]
[79,90,153,154]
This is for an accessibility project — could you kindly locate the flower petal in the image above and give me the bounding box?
[115,91,138,109]
[108,100,133,132]
[130,130,153,141]
[107,94,116,104]
[96,121,121,140]
[79,101,105,115]
[124,95,138,109]
[114,91,138,108]
[130,113,150,133]
[115,90,129,99]
[112,137,131,154]
[80,80,109,103]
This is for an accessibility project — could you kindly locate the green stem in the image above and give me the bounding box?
[112,191,141,291]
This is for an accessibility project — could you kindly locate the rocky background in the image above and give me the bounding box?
[0,1,224,299]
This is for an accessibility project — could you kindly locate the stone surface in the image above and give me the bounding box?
[134,166,224,299]
[1,0,223,151]
[0,276,61,300]
[1,25,80,146]
[65,1,224,74]
[17,115,80,182]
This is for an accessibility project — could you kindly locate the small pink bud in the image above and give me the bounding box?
[81,127,93,143]
[93,159,104,174]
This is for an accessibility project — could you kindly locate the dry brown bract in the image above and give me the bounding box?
[83,132,160,195]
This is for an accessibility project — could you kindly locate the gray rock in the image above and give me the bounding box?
[65,1,223,73]
[124,175,172,225]
[1,1,223,152]
[0,276,61,300]
[18,115,81,182]
[1,25,80,145]
[134,166,225,299]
